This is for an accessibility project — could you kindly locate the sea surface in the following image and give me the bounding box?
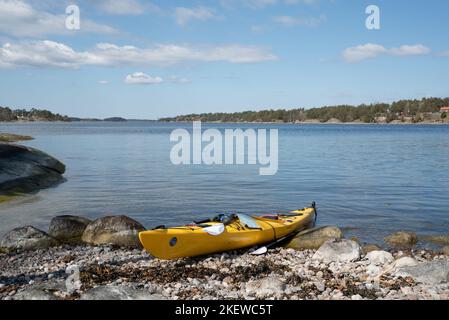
[1,121,449,245]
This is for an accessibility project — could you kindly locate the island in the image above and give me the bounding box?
[160,97,449,124]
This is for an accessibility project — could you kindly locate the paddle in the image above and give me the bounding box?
[249,230,301,255]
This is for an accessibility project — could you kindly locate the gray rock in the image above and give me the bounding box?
[79,285,167,300]
[365,251,394,265]
[395,260,449,285]
[245,276,286,298]
[0,144,65,196]
[48,215,91,244]
[384,231,418,247]
[0,226,58,251]
[313,239,361,263]
[287,226,343,250]
[82,216,145,248]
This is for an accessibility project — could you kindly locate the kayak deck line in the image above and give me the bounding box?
[139,203,317,260]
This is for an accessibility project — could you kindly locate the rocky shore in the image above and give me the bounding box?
[1,215,449,301]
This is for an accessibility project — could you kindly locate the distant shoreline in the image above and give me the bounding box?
[1,119,448,125]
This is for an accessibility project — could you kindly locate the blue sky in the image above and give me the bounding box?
[0,0,448,119]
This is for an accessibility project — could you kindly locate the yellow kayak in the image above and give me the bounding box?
[139,203,317,260]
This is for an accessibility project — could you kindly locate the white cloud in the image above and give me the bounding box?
[125,72,163,85]
[273,14,326,27]
[389,45,431,56]
[96,0,160,15]
[342,43,431,63]
[342,43,387,63]
[174,7,216,26]
[98,80,109,84]
[0,40,278,68]
[0,0,117,37]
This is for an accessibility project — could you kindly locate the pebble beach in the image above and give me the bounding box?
[1,242,449,300]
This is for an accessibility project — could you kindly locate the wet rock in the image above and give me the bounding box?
[384,232,418,248]
[420,235,449,246]
[0,134,33,143]
[365,251,394,265]
[245,276,286,298]
[395,260,449,285]
[80,285,167,300]
[0,226,58,251]
[287,226,343,250]
[362,244,381,254]
[312,239,361,263]
[48,215,91,244]
[0,144,65,196]
[82,216,145,248]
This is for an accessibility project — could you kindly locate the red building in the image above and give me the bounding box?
[441,107,449,113]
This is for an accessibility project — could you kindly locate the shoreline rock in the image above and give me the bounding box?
[82,216,145,248]
[48,216,91,244]
[0,143,66,198]
[385,231,418,248]
[287,226,342,250]
[0,226,58,252]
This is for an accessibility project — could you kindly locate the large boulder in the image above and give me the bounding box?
[79,285,166,300]
[287,226,342,250]
[48,215,91,244]
[82,216,145,248]
[0,144,65,197]
[312,239,361,263]
[384,231,418,248]
[0,226,58,251]
[395,260,449,285]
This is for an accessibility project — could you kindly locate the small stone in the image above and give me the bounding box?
[351,294,363,300]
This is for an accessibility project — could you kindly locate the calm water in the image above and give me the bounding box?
[1,122,449,244]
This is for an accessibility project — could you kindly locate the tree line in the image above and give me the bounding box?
[0,106,69,122]
[160,97,449,123]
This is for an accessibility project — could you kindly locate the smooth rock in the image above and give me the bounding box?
[287,226,343,250]
[395,260,449,285]
[48,215,91,244]
[0,144,65,196]
[79,285,167,300]
[0,226,58,251]
[312,239,361,263]
[365,251,394,265]
[384,232,418,247]
[392,257,418,269]
[82,216,145,248]
[245,276,286,297]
